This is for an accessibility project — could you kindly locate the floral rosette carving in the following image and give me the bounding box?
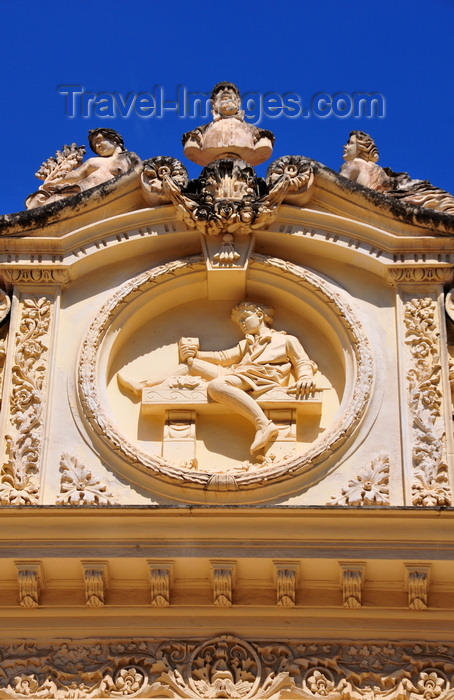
[404,298,452,506]
[0,636,452,699]
[329,454,390,506]
[0,296,51,505]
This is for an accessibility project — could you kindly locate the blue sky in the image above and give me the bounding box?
[1,0,454,215]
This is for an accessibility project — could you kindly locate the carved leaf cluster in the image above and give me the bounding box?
[404,298,451,507]
[329,454,390,506]
[0,636,453,699]
[57,453,118,506]
[35,143,86,182]
[0,297,51,505]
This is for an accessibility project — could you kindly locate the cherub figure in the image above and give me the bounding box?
[119,302,317,454]
[26,128,140,209]
[340,130,454,214]
[340,130,391,191]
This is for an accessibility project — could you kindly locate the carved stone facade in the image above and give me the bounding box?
[0,635,454,699]
[1,80,454,698]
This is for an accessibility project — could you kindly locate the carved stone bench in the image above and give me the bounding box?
[141,383,323,464]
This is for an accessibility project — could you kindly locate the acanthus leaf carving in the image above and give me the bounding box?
[329,454,390,506]
[57,453,118,506]
[0,636,453,699]
[404,298,452,507]
[0,296,51,506]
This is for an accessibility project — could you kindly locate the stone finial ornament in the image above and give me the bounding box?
[340,130,454,215]
[25,128,141,209]
[182,81,274,166]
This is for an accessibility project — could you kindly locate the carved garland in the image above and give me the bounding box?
[404,298,452,507]
[0,635,454,699]
[77,255,374,491]
[0,296,51,505]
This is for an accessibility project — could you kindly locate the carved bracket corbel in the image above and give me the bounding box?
[15,561,45,608]
[273,561,299,607]
[82,561,109,608]
[339,562,365,608]
[405,564,431,610]
[210,560,236,607]
[147,560,174,607]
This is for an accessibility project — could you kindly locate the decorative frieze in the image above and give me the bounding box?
[82,562,109,608]
[340,562,365,608]
[404,297,452,506]
[210,560,235,607]
[329,454,390,506]
[273,561,299,607]
[387,267,453,285]
[147,560,174,607]
[57,453,118,506]
[0,295,52,505]
[0,635,454,699]
[3,268,70,287]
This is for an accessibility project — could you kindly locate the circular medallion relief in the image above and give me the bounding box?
[77,255,374,500]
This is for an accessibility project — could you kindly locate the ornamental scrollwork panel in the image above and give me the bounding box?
[0,296,52,506]
[0,636,454,698]
[403,297,452,507]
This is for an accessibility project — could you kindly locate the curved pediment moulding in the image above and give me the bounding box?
[76,255,375,503]
[0,205,451,292]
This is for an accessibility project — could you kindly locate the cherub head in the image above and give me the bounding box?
[211,82,241,118]
[88,128,125,157]
[343,131,379,163]
[231,301,274,335]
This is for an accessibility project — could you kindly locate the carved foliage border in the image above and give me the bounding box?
[0,635,453,699]
[0,296,52,505]
[403,297,452,506]
[77,255,374,491]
